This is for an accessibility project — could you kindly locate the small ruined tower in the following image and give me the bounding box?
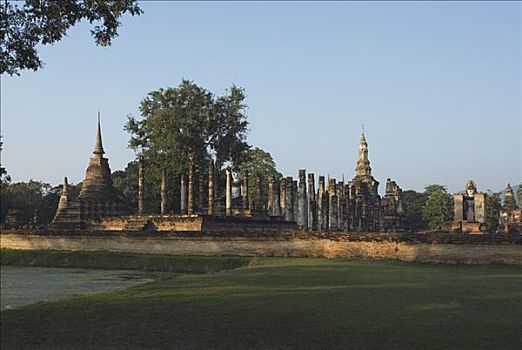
[503,183,518,211]
[349,129,381,231]
[355,131,372,177]
[54,176,70,220]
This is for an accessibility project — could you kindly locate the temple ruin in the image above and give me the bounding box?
[451,180,486,233]
[52,124,410,233]
[500,183,522,233]
[51,117,129,229]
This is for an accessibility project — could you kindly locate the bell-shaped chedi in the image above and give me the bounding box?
[79,116,120,200]
[52,117,128,230]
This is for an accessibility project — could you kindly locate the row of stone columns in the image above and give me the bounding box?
[264,169,355,232]
[136,159,357,231]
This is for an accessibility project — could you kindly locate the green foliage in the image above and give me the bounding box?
[112,160,181,214]
[241,147,281,201]
[1,180,81,226]
[112,161,139,212]
[402,190,428,231]
[485,191,502,233]
[0,136,11,184]
[2,257,521,349]
[517,182,522,207]
[124,80,252,213]
[126,80,249,172]
[1,0,143,75]
[422,185,453,229]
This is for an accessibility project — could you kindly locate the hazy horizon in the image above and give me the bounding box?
[1,1,521,194]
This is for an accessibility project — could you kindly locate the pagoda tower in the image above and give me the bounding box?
[348,130,381,231]
[52,116,128,229]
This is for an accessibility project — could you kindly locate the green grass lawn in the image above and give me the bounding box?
[1,253,521,349]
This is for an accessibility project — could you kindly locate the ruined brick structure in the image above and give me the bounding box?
[51,118,129,229]
[451,180,486,233]
[347,132,383,231]
[381,178,404,232]
[500,183,522,233]
[51,125,407,233]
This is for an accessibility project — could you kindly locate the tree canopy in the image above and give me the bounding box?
[1,0,143,75]
[421,185,453,230]
[401,190,428,231]
[240,147,281,203]
[1,179,81,226]
[125,80,250,172]
[485,191,502,233]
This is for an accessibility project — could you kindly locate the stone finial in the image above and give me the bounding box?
[93,113,105,155]
[62,176,69,195]
[355,131,371,176]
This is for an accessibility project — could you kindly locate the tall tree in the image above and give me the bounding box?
[125,80,250,213]
[402,190,428,231]
[485,191,502,233]
[240,147,281,202]
[2,0,143,75]
[422,185,453,230]
[112,161,138,212]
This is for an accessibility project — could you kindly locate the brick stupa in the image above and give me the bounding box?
[51,117,129,230]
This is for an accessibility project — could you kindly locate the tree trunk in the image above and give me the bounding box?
[208,160,214,215]
[160,168,167,214]
[138,156,145,215]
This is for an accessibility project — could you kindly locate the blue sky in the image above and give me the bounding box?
[1,1,521,193]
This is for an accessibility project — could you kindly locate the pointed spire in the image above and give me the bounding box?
[93,112,105,155]
[61,176,69,195]
[355,126,371,176]
[360,131,367,145]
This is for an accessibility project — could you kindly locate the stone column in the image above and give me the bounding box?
[187,155,194,215]
[180,173,187,214]
[343,184,351,231]
[454,194,464,221]
[297,169,308,230]
[285,176,294,222]
[336,182,345,232]
[279,177,287,218]
[474,193,485,223]
[198,169,206,213]
[208,160,215,215]
[293,180,298,222]
[272,176,281,216]
[254,176,263,210]
[241,169,249,210]
[138,156,145,215]
[267,175,275,215]
[307,173,316,231]
[160,168,167,214]
[328,179,338,231]
[225,169,232,215]
[317,176,324,231]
